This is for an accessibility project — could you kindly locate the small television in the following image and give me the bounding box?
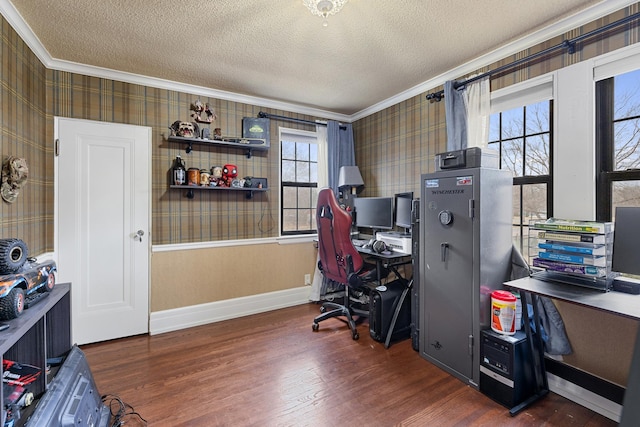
[25,345,111,427]
[394,192,413,232]
[353,197,394,231]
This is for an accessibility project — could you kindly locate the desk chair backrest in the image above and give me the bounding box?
[316,188,363,283]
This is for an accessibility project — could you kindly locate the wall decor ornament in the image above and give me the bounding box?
[1,157,29,203]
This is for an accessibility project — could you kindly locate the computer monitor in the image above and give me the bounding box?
[394,192,413,232]
[612,206,640,277]
[353,197,394,231]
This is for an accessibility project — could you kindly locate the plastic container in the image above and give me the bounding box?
[491,290,517,335]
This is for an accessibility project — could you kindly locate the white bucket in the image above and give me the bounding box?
[491,290,517,335]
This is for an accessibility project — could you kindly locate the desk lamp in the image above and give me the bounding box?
[338,166,364,208]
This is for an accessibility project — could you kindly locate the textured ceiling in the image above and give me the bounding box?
[4,0,626,117]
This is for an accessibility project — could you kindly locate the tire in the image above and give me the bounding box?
[40,272,55,293]
[0,239,28,273]
[0,287,25,320]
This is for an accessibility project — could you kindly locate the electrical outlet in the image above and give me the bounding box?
[304,274,311,285]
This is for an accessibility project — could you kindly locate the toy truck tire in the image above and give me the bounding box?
[0,287,25,320]
[0,239,28,274]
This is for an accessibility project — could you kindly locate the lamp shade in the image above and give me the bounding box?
[338,166,364,193]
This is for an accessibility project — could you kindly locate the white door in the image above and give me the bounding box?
[55,118,151,345]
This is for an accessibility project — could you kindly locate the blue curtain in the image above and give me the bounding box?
[327,120,355,195]
[445,80,468,151]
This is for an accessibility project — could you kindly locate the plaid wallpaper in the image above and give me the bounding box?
[0,18,49,255]
[1,4,640,249]
[352,4,640,200]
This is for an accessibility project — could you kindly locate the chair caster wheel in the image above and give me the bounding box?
[312,323,319,331]
[352,332,359,340]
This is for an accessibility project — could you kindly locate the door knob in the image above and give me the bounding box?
[136,230,145,242]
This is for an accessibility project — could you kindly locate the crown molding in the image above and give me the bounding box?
[350,0,639,121]
[2,0,637,123]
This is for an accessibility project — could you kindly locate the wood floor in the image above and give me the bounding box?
[81,303,617,427]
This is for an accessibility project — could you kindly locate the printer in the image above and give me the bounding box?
[376,231,412,255]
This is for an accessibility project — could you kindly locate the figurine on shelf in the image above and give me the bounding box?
[190,100,217,124]
[222,164,237,187]
[169,120,199,138]
[213,128,222,140]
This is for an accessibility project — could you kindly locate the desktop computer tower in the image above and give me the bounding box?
[479,330,536,409]
[369,279,411,343]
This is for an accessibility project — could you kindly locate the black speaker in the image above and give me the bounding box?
[369,279,411,343]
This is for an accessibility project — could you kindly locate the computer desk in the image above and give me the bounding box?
[357,246,412,348]
[505,276,640,423]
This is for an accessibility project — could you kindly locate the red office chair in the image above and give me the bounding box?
[312,188,382,340]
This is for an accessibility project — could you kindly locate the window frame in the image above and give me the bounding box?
[489,78,555,256]
[279,128,319,236]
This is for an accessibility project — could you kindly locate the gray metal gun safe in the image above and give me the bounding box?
[419,162,512,388]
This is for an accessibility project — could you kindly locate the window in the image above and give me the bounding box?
[280,129,319,235]
[596,68,640,221]
[489,100,553,258]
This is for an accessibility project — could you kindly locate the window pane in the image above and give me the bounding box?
[297,142,309,161]
[310,144,318,162]
[502,138,524,177]
[298,187,312,209]
[614,69,640,121]
[522,183,548,222]
[613,119,640,171]
[525,134,550,176]
[309,162,318,183]
[283,187,296,208]
[525,101,550,134]
[282,160,296,182]
[297,209,313,231]
[296,160,310,182]
[282,141,296,160]
[501,107,524,137]
[489,113,500,142]
[613,180,640,209]
[282,209,297,232]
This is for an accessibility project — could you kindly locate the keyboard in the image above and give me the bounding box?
[351,239,368,247]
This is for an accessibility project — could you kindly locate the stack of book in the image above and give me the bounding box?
[529,218,615,291]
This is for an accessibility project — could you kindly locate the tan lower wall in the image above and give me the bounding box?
[150,241,317,312]
[555,301,638,387]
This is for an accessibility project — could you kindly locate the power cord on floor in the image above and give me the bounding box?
[101,394,147,427]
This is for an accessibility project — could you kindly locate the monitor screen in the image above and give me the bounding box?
[395,192,413,230]
[612,206,640,276]
[353,197,394,231]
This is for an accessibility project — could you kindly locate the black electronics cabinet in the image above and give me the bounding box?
[369,279,411,343]
[479,330,536,412]
[410,198,420,351]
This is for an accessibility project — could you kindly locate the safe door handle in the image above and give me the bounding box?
[440,242,449,262]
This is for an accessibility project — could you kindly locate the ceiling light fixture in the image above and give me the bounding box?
[303,0,348,27]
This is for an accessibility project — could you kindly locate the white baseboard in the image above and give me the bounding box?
[547,373,621,422]
[150,286,312,335]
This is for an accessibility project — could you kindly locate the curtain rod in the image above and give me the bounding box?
[425,11,640,102]
[257,111,346,129]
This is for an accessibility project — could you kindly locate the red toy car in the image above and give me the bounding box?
[0,258,56,320]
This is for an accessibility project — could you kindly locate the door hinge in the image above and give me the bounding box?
[55,139,60,156]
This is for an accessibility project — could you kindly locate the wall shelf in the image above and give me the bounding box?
[168,135,268,158]
[170,185,268,199]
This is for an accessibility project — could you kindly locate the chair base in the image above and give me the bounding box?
[312,301,362,340]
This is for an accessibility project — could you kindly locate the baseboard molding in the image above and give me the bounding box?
[150,286,312,335]
[547,373,621,422]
